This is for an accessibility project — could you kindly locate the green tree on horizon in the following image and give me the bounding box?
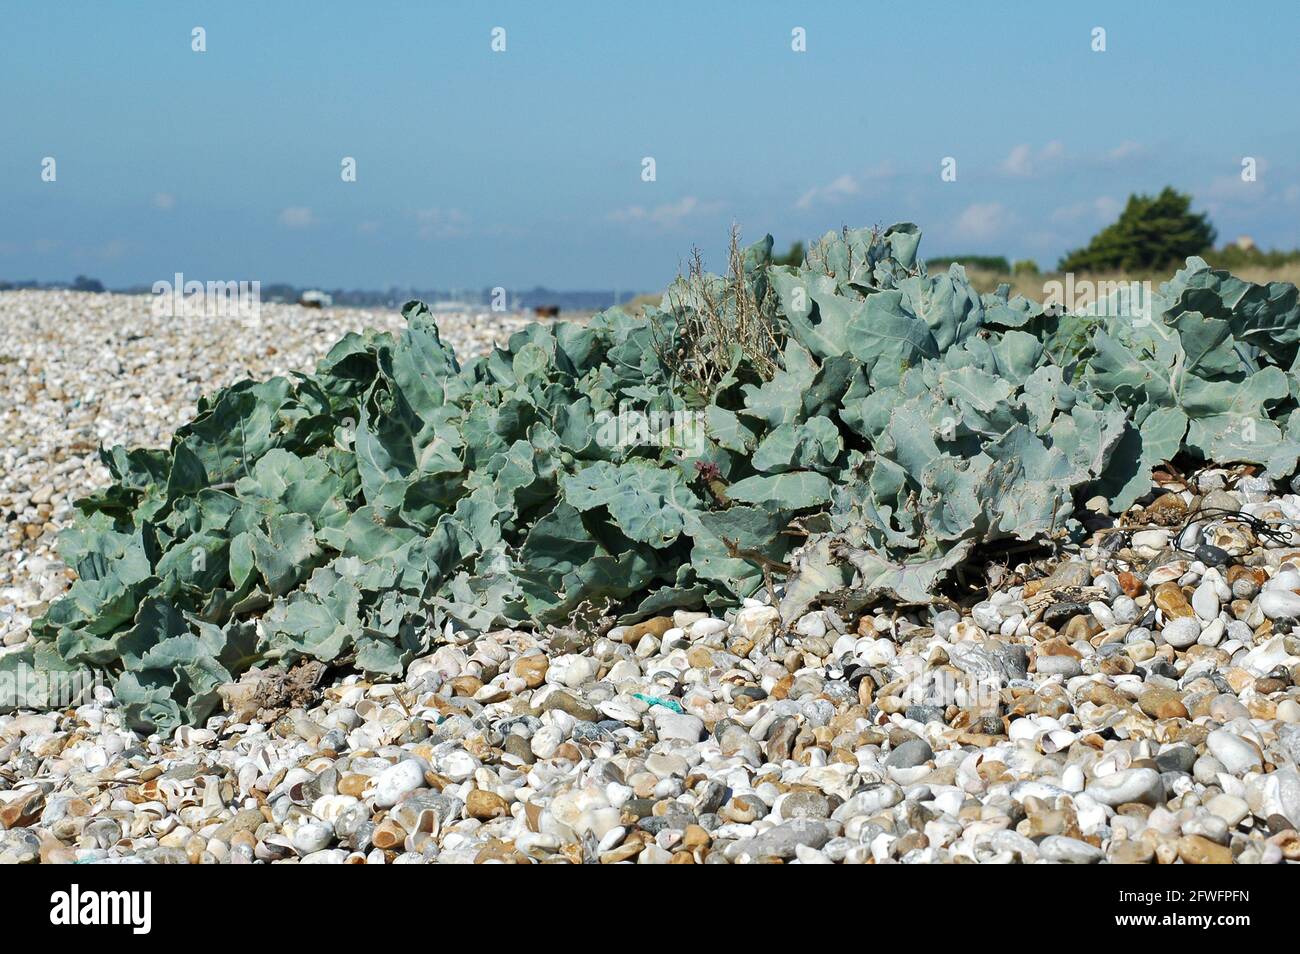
[773,241,805,267]
[1058,187,1216,272]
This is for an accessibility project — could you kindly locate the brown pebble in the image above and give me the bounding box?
[1108,839,1155,864]
[552,742,582,762]
[1118,571,1145,597]
[466,789,511,820]
[449,675,483,697]
[475,839,526,864]
[682,824,711,851]
[1153,582,1194,619]
[511,655,548,688]
[1138,686,1188,720]
[600,841,644,864]
[1177,834,1233,864]
[338,773,368,798]
[686,646,714,669]
[1100,655,1135,675]
[621,616,674,644]
[371,820,405,850]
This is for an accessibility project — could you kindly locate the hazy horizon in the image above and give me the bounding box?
[5,0,1299,290]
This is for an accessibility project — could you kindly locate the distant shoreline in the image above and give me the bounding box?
[0,282,647,314]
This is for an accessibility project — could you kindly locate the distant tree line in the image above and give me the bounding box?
[921,187,1296,275]
[926,255,1011,273]
[1057,187,1216,272]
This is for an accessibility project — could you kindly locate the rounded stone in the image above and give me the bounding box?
[1038,835,1104,863]
[1205,729,1263,775]
[466,789,511,820]
[372,760,426,808]
[654,711,704,742]
[1084,768,1163,807]
[885,737,935,769]
[1138,686,1188,719]
[1259,589,1300,620]
[1177,834,1233,864]
[1161,617,1202,649]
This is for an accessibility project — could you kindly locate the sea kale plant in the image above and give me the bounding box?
[6,223,1300,730]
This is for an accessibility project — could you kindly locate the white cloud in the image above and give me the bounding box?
[1202,165,1272,203]
[607,195,722,228]
[1000,141,1066,177]
[1105,140,1144,161]
[152,192,176,211]
[1000,144,1034,177]
[951,202,1014,241]
[415,208,469,239]
[794,162,895,210]
[795,173,861,210]
[277,207,317,228]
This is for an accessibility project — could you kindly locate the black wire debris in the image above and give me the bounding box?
[1171,505,1296,556]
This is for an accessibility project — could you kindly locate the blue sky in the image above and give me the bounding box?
[4,0,1299,290]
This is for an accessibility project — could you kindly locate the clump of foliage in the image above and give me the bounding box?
[1058,187,1216,272]
[772,241,805,268]
[72,275,105,293]
[1205,243,1300,271]
[6,223,1300,731]
[654,227,785,401]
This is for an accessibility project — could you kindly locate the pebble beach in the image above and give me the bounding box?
[2,290,1299,864]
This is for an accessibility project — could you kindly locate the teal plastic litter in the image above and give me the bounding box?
[633,693,684,713]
